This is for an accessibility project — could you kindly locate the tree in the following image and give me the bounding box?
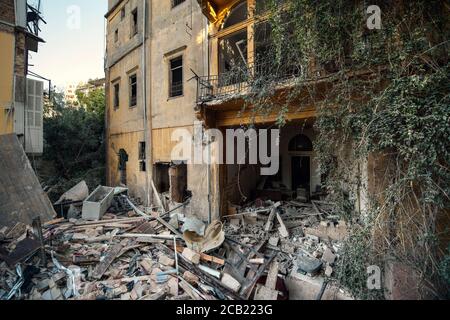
[42,87,105,202]
[76,87,105,117]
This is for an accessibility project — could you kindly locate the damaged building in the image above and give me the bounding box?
[105,0,368,222]
[0,0,54,228]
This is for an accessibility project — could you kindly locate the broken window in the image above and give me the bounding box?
[221,1,248,30]
[139,141,146,160]
[218,29,248,85]
[129,74,137,107]
[254,18,303,79]
[118,149,129,185]
[139,141,146,172]
[169,56,183,98]
[154,163,170,193]
[171,0,186,8]
[169,163,187,203]
[131,8,138,37]
[113,83,120,109]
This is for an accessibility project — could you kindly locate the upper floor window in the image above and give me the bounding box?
[121,8,126,20]
[113,82,120,109]
[131,8,138,37]
[171,0,186,8]
[129,74,137,107]
[114,29,119,43]
[139,141,146,171]
[221,1,248,30]
[169,56,183,98]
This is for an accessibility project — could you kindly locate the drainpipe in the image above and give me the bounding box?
[142,0,152,207]
[207,132,212,224]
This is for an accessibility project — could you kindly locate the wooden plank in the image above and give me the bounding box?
[91,243,123,279]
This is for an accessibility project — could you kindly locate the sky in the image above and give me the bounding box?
[29,0,108,89]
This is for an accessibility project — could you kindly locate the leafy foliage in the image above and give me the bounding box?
[244,0,449,298]
[43,88,105,202]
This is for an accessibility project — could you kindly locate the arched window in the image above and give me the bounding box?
[289,134,313,152]
[221,1,248,30]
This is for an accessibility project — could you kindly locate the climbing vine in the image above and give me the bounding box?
[242,0,450,299]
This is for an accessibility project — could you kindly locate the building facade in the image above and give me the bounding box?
[105,0,369,220]
[0,0,45,154]
[105,0,212,218]
[103,0,394,224]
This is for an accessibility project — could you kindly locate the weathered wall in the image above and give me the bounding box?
[105,0,145,69]
[108,131,147,202]
[0,134,55,228]
[0,0,15,25]
[149,0,212,220]
[105,0,147,203]
[0,31,15,135]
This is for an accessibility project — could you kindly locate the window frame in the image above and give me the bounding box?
[128,73,137,108]
[168,55,184,98]
[130,8,138,38]
[113,81,120,109]
[171,0,186,9]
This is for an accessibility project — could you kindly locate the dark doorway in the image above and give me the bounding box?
[291,156,311,193]
[118,149,129,185]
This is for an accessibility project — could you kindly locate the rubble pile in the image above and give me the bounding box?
[0,186,351,301]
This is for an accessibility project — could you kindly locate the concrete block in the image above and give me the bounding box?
[159,254,175,267]
[82,186,115,221]
[182,248,201,264]
[286,272,353,300]
[269,237,280,247]
[183,271,199,285]
[221,273,241,292]
[322,248,337,265]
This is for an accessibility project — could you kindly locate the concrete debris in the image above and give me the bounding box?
[0,187,350,300]
[182,248,201,265]
[55,181,89,206]
[82,186,115,221]
[221,273,241,292]
[322,248,337,265]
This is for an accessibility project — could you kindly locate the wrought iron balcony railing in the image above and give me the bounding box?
[196,59,307,103]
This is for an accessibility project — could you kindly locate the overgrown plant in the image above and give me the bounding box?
[41,88,106,202]
[241,0,449,298]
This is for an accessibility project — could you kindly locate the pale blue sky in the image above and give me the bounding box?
[30,0,108,89]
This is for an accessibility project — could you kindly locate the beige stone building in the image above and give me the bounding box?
[105,0,213,219]
[105,0,363,220]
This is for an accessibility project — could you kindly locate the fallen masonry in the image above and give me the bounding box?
[0,184,354,300]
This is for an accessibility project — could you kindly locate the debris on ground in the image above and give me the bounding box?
[0,184,352,300]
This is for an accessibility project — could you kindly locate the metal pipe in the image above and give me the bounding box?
[142,0,150,207]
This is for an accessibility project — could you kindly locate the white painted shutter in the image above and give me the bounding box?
[15,0,27,28]
[25,78,43,154]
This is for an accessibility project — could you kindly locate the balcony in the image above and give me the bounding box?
[196,58,311,104]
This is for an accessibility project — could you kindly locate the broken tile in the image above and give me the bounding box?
[159,254,175,267]
[182,248,200,264]
[221,273,241,292]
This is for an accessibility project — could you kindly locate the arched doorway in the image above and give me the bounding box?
[289,134,313,197]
